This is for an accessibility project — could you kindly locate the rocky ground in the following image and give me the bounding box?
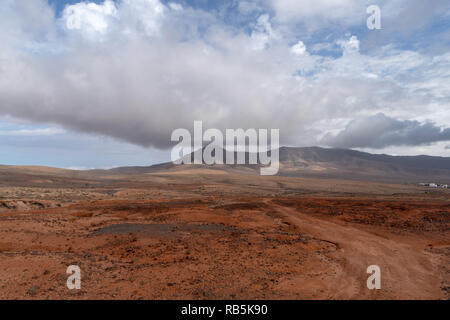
[0,172,448,299]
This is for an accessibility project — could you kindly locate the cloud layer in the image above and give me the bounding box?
[0,0,449,152]
[321,113,450,149]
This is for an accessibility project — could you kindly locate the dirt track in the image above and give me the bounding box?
[272,203,446,299]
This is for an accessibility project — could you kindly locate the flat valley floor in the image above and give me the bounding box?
[0,169,449,299]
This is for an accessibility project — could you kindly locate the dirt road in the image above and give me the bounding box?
[272,203,447,299]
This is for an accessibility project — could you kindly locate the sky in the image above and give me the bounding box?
[0,0,450,168]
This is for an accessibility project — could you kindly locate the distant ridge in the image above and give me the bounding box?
[279,147,450,170]
[1,147,449,184]
[106,146,450,183]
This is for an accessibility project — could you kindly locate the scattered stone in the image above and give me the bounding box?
[29,286,40,296]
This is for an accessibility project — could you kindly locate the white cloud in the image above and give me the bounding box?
[250,14,280,50]
[118,0,166,37]
[0,127,65,136]
[60,0,168,40]
[63,0,118,36]
[0,0,448,155]
[265,0,450,40]
[168,2,183,12]
[337,35,360,55]
[266,0,365,25]
[238,1,264,15]
[291,40,307,55]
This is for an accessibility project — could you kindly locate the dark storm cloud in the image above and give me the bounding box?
[321,113,450,149]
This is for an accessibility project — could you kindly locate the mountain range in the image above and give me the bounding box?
[106,147,450,183]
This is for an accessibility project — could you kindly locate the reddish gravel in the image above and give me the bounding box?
[0,193,448,300]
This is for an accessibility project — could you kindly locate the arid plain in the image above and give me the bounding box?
[0,156,449,300]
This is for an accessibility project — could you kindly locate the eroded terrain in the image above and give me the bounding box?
[0,171,448,299]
